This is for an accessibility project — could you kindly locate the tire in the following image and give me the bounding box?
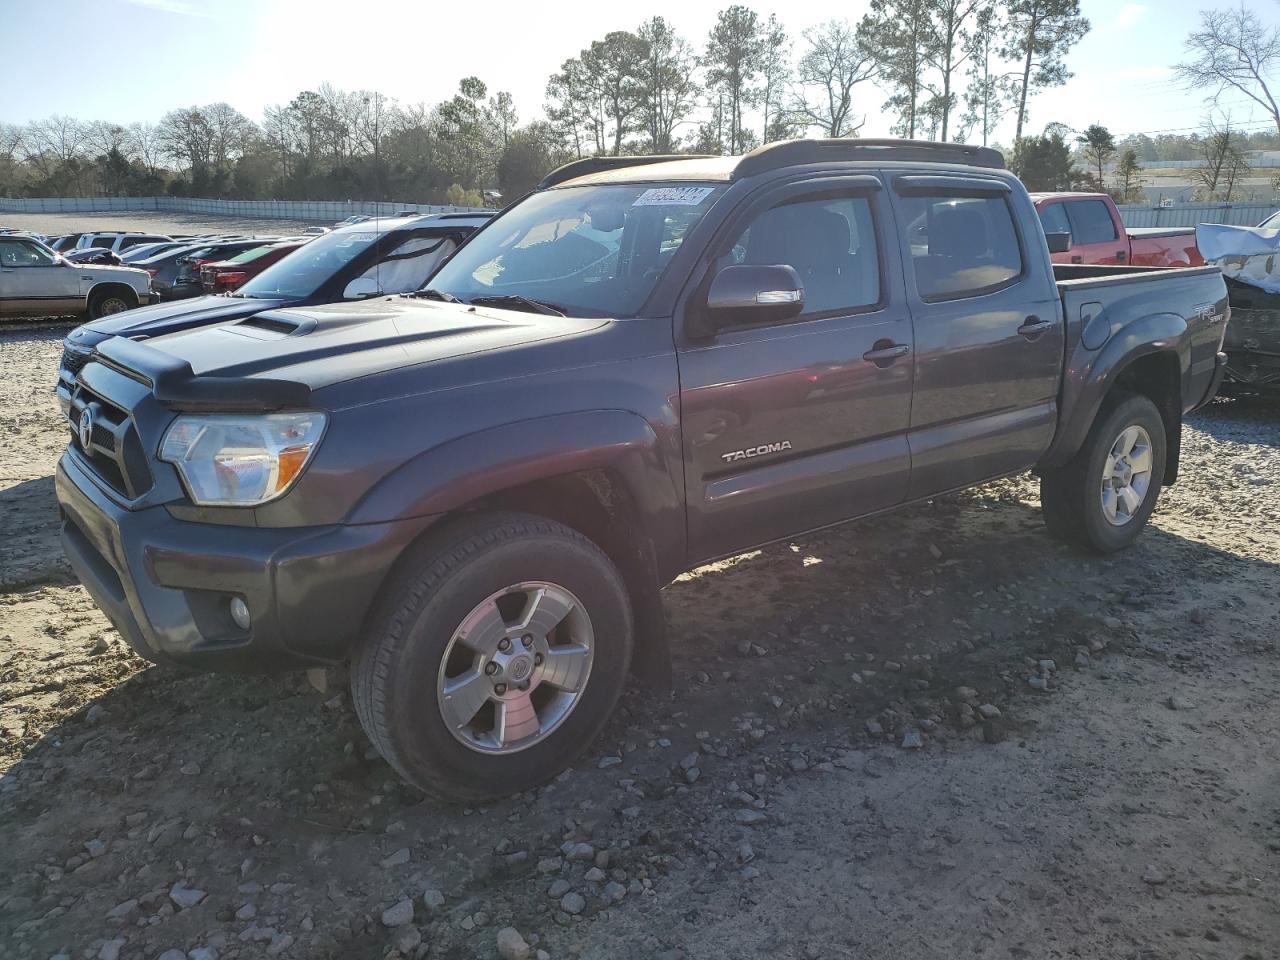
[87,288,135,320]
[351,513,633,803]
[1040,392,1167,553]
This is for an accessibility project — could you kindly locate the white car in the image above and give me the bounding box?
[0,234,152,319]
[76,232,174,254]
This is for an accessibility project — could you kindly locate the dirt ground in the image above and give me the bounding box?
[1,211,318,239]
[1,318,1277,960]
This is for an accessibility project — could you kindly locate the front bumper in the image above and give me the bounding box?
[56,453,437,672]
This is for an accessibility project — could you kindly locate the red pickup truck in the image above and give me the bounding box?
[1033,192,1203,268]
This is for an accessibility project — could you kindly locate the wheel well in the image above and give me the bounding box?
[88,282,138,307]
[1114,352,1181,485]
[464,469,655,596]
[372,469,671,687]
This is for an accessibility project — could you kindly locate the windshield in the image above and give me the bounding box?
[237,229,381,299]
[427,182,726,317]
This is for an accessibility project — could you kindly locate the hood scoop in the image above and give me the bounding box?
[230,311,317,339]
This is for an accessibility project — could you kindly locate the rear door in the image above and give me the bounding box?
[890,174,1063,498]
[1063,198,1127,265]
[678,174,914,562]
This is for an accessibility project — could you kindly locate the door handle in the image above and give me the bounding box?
[862,342,910,366]
[1018,316,1055,338]
[1117,250,1127,263]
[1070,255,1082,264]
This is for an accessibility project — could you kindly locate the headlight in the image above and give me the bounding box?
[159,412,327,506]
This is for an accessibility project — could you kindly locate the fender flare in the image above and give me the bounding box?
[348,408,686,576]
[1041,311,1188,469]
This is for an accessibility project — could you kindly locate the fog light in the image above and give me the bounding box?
[229,596,251,631]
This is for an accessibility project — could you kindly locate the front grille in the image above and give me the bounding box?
[67,383,153,499]
[61,346,91,377]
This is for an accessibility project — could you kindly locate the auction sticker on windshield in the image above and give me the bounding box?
[632,186,716,206]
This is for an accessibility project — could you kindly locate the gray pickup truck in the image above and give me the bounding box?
[55,140,1228,801]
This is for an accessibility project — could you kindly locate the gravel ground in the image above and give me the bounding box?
[0,320,1277,960]
[1,212,318,239]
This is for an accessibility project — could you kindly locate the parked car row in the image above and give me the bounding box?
[56,212,490,381]
[3,212,492,329]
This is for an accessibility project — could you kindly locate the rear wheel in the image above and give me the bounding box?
[87,288,134,319]
[351,513,633,803]
[1040,392,1167,553]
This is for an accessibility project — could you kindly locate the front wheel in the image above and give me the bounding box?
[1040,392,1167,553]
[351,513,633,803]
[87,288,135,319]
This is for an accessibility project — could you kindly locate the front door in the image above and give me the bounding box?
[889,175,1064,499]
[678,176,914,563]
[0,237,81,315]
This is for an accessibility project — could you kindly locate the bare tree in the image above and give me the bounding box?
[1177,6,1280,135]
[128,122,164,178]
[0,122,25,163]
[790,20,878,137]
[24,115,89,191]
[1194,114,1251,200]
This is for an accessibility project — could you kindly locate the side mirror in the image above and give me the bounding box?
[343,276,381,300]
[700,264,805,335]
[1045,232,1072,254]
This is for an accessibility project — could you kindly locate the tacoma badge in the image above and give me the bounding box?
[721,441,793,463]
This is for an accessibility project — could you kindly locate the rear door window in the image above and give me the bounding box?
[900,194,1024,301]
[1065,200,1118,244]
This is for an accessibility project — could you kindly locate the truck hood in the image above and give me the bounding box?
[74,294,291,343]
[120,296,608,401]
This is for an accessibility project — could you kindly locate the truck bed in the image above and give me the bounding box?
[1048,262,1228,447]
[1053,263,1219,286]
[1126,227,1198,240]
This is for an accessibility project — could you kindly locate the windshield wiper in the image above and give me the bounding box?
[468,294,566,317]
[410,287,463,303]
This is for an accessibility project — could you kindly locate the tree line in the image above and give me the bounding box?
[2,3,1278,206]
[0,2,1092,204]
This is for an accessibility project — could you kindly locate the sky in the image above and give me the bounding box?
[2,0,1278,146]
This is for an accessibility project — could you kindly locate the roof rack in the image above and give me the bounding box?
[537,154,715,190]
[733,139,1005,178]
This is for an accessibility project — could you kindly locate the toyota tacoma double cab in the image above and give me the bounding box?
[55,139,1228,802]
